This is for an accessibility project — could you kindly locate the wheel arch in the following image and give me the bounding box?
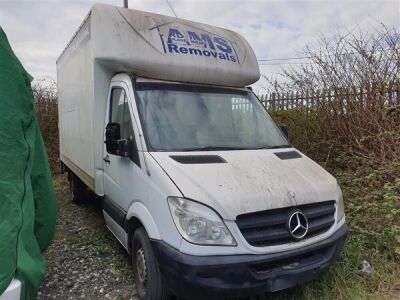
[125,201,161,253]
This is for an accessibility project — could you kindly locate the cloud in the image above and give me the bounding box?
[0,0,398,89]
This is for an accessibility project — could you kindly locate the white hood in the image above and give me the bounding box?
[151,149,339,220]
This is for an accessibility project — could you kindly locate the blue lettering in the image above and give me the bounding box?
[163,28,238,63]
[179,46,188,54]
[168,43,180,53]
[187,31,215,49]
[189,48,202,55]
[201,34,215,50]
[167,28,188,45]
[187,31,204,47]
[214,37,232,53]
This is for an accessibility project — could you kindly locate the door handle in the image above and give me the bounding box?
[103,155,110,164]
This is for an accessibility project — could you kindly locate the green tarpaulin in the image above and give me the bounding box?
[0,27,57,299]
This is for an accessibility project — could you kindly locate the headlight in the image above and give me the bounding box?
[337,183,345,222]
[168,197,236,246]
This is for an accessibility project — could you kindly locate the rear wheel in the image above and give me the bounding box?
[69,173,85,203]
[132,228,169,300]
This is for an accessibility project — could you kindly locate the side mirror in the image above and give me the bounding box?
[105,123,140,166]
[280,125,289,139]
[105,123,121,154]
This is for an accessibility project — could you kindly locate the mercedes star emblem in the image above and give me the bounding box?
[288,211,308,239]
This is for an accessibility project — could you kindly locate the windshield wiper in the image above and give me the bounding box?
[180,146,249,151]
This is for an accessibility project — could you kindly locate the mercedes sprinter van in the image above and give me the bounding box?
[57,4,347,299]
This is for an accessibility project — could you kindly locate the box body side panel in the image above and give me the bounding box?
[57,18,96,188]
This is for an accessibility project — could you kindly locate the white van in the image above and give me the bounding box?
[57,4,347,299]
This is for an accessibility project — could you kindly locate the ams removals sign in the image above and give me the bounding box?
[149,22,245,65]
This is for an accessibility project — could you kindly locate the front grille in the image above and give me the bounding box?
[236,201,335,247]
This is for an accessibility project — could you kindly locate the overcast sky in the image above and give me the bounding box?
[1,0,399,92]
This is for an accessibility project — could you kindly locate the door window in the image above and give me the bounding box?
[110,88,134,140]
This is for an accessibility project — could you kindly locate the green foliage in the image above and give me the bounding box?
[384,105,400,118]
[33,80,59,173]
[270,106,400,170]
[270,108,330,165]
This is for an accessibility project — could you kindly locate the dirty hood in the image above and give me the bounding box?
[151,149,338,220]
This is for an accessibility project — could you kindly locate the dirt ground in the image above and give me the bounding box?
[38,176,138,300]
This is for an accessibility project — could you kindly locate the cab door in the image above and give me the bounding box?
[102,81,142,247]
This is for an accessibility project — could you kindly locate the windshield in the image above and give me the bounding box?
[135,83,289,152]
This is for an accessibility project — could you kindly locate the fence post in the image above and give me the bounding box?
[305,90,309,112]
[343,87,349,115]
[277,92,281,110]
[271,92,276,111]
[286,91,290,110]
[310,90,314,110]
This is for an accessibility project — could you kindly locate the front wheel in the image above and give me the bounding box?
[132,228,169,300]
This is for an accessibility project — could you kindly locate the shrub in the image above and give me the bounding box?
[32,78,59,173]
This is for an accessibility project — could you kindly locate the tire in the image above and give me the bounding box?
[132,227,169,300]
[70,173,85,203]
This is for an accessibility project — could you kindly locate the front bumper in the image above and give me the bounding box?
[152,224,347,299]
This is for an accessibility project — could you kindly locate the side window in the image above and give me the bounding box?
[110,88,134,140]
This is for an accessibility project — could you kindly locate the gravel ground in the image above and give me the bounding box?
[38,176,138,300]
[37,176,279,300]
